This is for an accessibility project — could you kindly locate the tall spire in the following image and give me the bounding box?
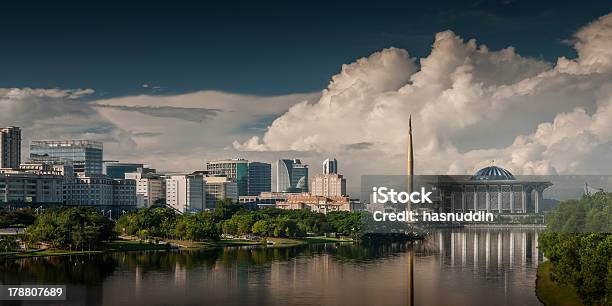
[407,115,414,210]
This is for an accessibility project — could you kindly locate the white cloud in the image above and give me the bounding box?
[235,13,612,194]
[5,13,612,196]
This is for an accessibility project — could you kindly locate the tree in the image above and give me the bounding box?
[252,220,273,237]
[26,207,115,250]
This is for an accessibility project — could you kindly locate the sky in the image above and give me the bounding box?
[2,1,612,195]
[1,0,609,97]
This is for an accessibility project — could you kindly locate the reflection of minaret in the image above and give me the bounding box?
[407,115,414,211]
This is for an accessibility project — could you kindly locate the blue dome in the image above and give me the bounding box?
[470,166,515,181]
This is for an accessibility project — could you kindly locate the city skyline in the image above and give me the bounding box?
[2,6,612,198]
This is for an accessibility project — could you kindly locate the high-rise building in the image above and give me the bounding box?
[0,127,21,169]
[166,173,205,213]
[125,171,164,208]
[248,162,271,196]
[206,159,249,196]
[204,176,238,208]
[323,158,338,174]
[276,159,309,193]
[311,173,347,197]
[30,140,103,174]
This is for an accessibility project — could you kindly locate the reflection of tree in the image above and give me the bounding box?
[0,255,117,285]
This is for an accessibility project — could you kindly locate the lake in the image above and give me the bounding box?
[0,228,543,306]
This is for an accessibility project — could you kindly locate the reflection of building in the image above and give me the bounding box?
[166,173,205,213]
[30,140,103,174]
[0,127,21,169]
[276,159,308,192]
[437,166,552,214]
[431,229,542,269]
[248,162,271,196]
[204,176,238,208]
[276,194,356,214]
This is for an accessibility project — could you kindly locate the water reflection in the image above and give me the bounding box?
[0,229,543,306]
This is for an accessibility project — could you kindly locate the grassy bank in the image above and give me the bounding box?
[536,261,584,306]
[267,236,352,245]
[1,236,352,259]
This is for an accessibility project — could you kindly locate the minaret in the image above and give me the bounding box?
[407,115,414,211]
[407,118,415,306]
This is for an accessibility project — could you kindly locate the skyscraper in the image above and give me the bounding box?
[205,159,249,196]
[323,158,337,174]
[248,162,271,196]
[0,127,21,169]
[30,140,103,174]
[311,173,346,197]
[276,159,309,193]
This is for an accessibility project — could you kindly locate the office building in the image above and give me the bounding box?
[238,192,288,209]
[30,140,103,174]
[204,176,238,208]
[206,159,248,196]
[323,158,338,174]
[166,173,205,213]
[125,171,164,208]
[276,159,309,193]
[63,173,136,208]
[276,194,355,214]
[248,162,271,196]
[0,127,21,169]
[24,155,75,178]
[104,162,153,179]
[311,173,347,197]
[0,168,64,204]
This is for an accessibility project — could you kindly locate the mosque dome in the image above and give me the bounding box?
[470,166,515,181]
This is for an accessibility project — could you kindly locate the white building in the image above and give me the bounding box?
[125,171,164,208]
[63,173,136,208]
[166,173,205,213]
[0,168,64,204]
[204,176,238,208]
[311,173,346,197]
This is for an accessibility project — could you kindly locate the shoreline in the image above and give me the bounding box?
[0,236,354,259]
[535,261,583,306]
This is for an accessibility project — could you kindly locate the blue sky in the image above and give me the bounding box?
[1,0,610,98]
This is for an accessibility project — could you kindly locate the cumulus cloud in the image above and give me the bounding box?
[2,87,318,173]
[235,12,612,192]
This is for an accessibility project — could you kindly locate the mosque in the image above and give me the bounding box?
[434,166,552,214]
[406,116,552,215]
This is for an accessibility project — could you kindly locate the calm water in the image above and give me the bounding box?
[0,228,543,306]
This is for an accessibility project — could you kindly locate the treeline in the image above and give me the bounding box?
[1,200,364,250]
[25,207,116,250]
[115,199,363,241]
[539,233,612,305]
[539,191,612,305]
[0,208,36,228]
[546,191,612,232]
